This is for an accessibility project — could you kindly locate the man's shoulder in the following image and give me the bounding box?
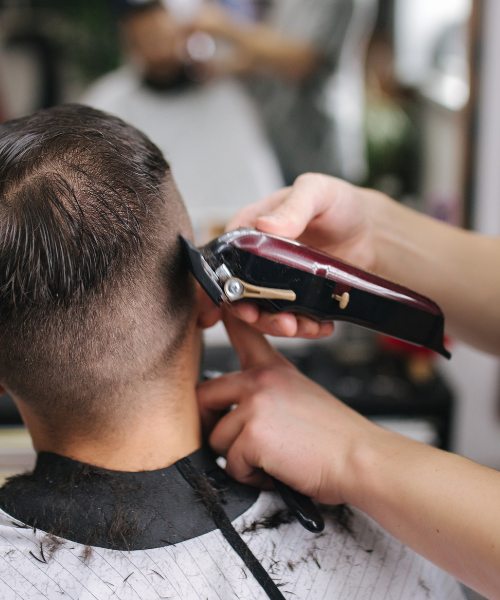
[0,495,466,600]
[233,491,466,600]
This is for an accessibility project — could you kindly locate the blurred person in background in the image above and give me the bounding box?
[88,0,376,235]
[192,0,378,184]
[85,0,283,238]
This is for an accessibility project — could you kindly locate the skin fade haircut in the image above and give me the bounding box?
[0,104,196,435]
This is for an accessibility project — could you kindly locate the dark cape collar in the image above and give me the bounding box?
[0,446,259,551]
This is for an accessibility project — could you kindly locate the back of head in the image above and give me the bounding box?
[0,105,195,435]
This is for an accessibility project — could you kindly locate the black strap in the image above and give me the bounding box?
[177,458,286,600]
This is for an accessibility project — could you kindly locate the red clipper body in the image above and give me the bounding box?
[181,229,450,358]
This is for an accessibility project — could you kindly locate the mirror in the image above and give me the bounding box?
[0,0,475,235]
[0,0,480,453]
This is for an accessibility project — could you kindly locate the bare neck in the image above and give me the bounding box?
[16,337,203,473]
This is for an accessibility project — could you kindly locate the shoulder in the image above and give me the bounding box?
[233,492,466,600]
[82,66,141,111]
[0,498,466,600]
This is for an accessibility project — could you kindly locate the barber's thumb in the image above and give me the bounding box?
[255,210,298,237]
[255,200,309,240]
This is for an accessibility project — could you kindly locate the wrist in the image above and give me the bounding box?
[366,189,443,288]
[315,413,389,507]
[340,424,414,511]
[362,189,404,279]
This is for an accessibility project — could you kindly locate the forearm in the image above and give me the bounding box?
[200,14,320,81]
[368,192,500,353]
[200,313,500,596]
[233,25,320,80]
[345,430,500,599]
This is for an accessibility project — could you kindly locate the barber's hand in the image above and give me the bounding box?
[193,3,235,39]
[197,312,381,505]
[226,173,385,337]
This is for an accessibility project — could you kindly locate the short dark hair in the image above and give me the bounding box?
[0,105,195,435]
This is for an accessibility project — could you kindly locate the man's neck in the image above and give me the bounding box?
[16,334,204,472]
[20,384,202,472]
[67,392,202,472]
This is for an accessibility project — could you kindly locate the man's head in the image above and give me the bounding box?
[0,105,200,440]
[122,2,191,89]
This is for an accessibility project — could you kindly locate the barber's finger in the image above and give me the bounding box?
[229,302,296,336]
[229,306,298,336]
[255,174,342,239]
[223,310,291,370]
[230,303,334,339]
[208,403,250,456]
[226,188,290,231]
[316,321,335,337]
[295,316,335,338]
[224,421,284,490]
[225,437,271,489]
[197,370,260,438]
[197,370,257,411]
[227,301,260,324]
[198,405,224,439]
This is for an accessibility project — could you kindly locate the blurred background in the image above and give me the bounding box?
[0,0,498,519]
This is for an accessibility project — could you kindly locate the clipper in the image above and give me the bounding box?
[180,228,451,359]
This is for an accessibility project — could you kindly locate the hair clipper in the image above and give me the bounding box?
[180,228,450,359]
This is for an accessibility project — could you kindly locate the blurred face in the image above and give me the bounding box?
[123,6,189,86]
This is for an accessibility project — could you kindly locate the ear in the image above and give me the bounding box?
[196,287,222,330]
[0,385,5,396]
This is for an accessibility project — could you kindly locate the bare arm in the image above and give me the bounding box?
[198,314,500,599]
[193,4,321,81]
[120,3,320,82]
[227,173,500,355]
[348,428,500,599]
[371,194,500,354]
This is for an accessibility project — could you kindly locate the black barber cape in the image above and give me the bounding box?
[0,447,465,599]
